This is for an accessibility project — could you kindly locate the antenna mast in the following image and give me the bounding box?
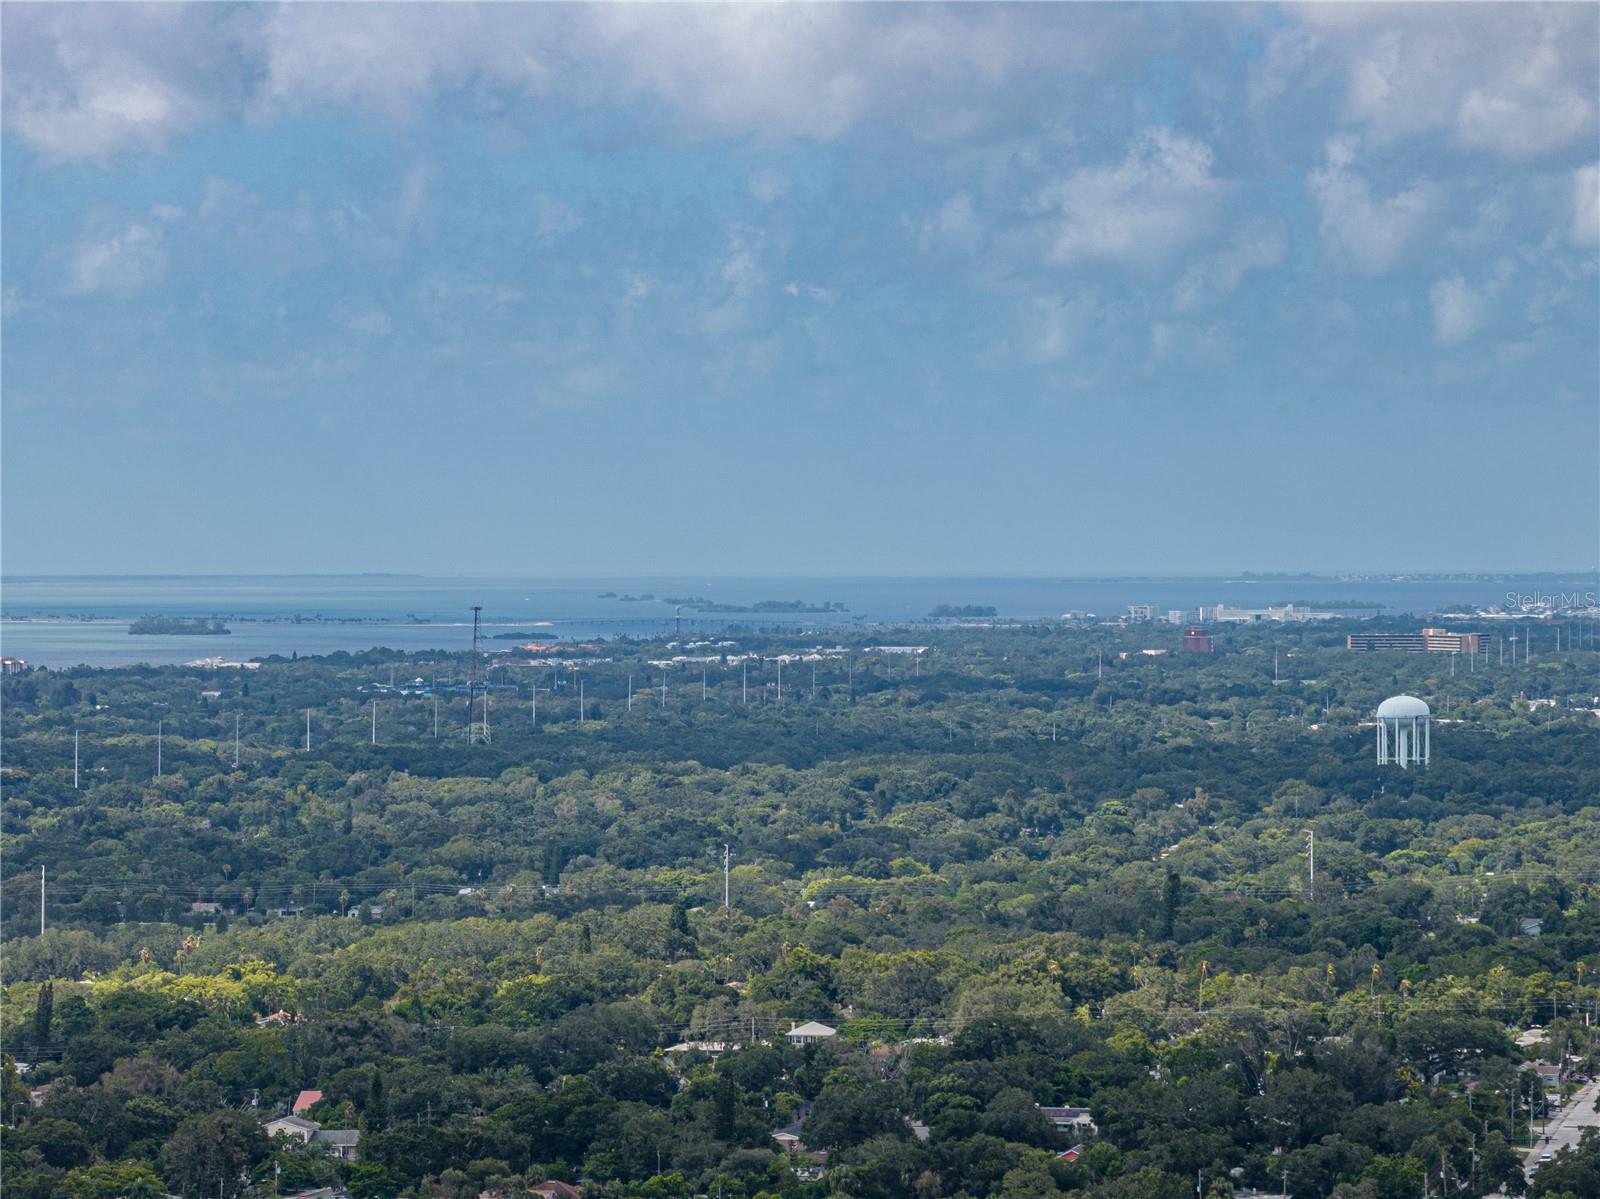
[468,606,491,744]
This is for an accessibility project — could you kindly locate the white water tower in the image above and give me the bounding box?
[1376,695,1430,768]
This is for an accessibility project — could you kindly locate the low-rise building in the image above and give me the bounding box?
[292,1089,325,1114]
[787,1021,837,1046]
[264,1114,361,1162]
[1038,1105,1096,1134]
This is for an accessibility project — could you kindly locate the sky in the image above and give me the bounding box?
[2,2,1597,578]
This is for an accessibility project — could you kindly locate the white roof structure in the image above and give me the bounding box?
[787,1021,838,1041]
[1376,695,1430,718]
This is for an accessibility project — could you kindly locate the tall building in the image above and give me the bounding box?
[1347,629,1481,654]
[1181,628,1213,653]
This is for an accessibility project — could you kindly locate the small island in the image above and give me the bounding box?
[673,599,847,614]
[931,604,998,618]
[129,616,231,636]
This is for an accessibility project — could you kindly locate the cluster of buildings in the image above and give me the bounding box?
[0,656,29,674]
[263,1090,360,1162]
[1121,603,1339,625]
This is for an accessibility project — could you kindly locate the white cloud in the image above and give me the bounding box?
[1,4,256,161]
[1429,276,1486,346]
[1173,221,1286,310]
[1036,129,1224,268]
[65,216,170,295]
[1573,164,1600,247]
[1023,293,1094,364]
[918,192,982,255]
[700,226,766,337]
[1307,137,1434,275]
[784,282,835,304]
[2,3,1129,160]
[1288,4,1598,160]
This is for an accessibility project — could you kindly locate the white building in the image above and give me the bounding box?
[787,1021,838,1045]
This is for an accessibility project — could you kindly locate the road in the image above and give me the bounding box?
[1524,1077,1600,1176]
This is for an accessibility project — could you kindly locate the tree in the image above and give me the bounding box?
[61,1163,165,1199]
[17,1117,92,1168]
[366,1069,387,1131]
[1161,870,1182,941]
[33,980,54,1047]
[161,1111,268,1199]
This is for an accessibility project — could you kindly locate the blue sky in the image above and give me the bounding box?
[3,2,1596,576]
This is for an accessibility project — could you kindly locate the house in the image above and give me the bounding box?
[293,1089,325,1114]
[772,1102,813,1151]
[1519,917,1544,937]
[787,1021,837,1045]
[1057,1144,1085,1163]
[663,1040,739,1058]
[264,1115,360,1162]
[772,1122,807,1151]
[190,901,222,915]
[272,906,305,918]
[530,1182,583,1199]
[1527,1060,1562,1089]
[283,1189,350,1199]
[264,1115,319,1142]
[256,1009,300,1028]
[312,1128,361,1163]
[1038,1106,1097,1134]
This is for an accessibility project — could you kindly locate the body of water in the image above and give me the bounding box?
[0,574,1587,669]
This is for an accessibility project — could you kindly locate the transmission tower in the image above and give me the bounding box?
[467,606,491,744]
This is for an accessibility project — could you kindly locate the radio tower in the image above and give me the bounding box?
[467,606,491,744]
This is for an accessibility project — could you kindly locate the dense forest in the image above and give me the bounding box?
[2,619,1598,1199]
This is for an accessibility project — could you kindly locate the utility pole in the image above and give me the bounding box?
[371,699,378,745]
[811,662,816,702]
[661,670,667,710]
[157,720,163,776]
[40,865,45,937]
[627,673,633,712]
[702,667,707,702]
[777,659,783,709]
[1306,830,1315,901]
[305,709,311,751]
[234,713,240,768]
[74,728,80,789]
[468,607,491,744]
[579,678,585,722]
[433,685,439,739]
[742,660,748,705]
[1097,648,1103,680]
[723,843,731,910]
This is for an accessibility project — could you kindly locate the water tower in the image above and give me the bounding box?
[1375,695,1430,768]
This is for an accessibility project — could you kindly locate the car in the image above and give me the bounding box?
[1539,1152,1553,1162]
